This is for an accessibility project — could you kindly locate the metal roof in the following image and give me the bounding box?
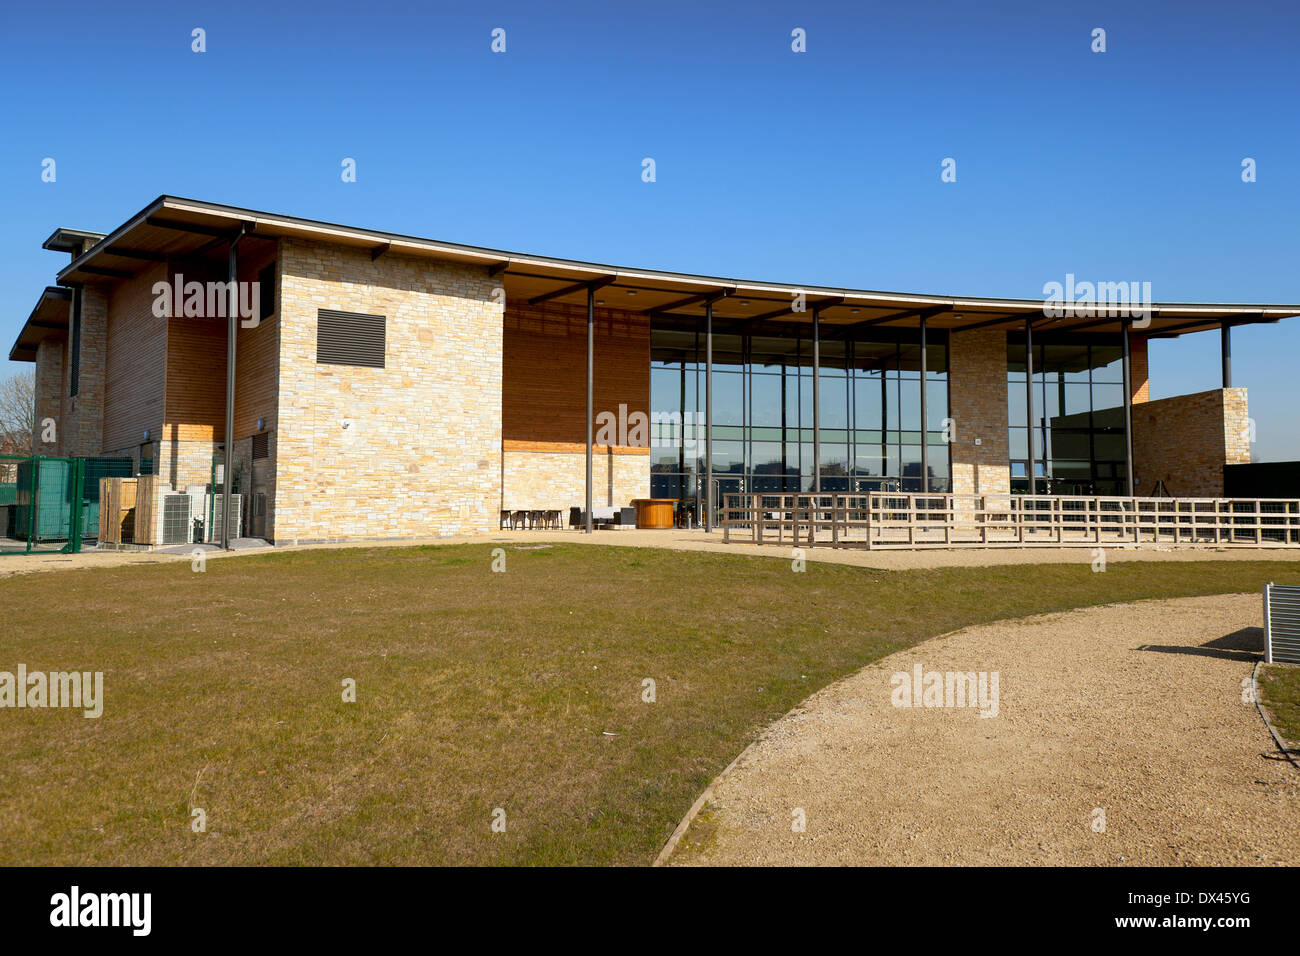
[9,286,72,362]
[27,194,1300,344]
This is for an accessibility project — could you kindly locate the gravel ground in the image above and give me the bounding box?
[4,529,1299,579]
[667,593,1299,866]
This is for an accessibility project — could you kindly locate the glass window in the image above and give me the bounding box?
[1091,383,1124,412]
[1091,345,1124,383]
[750,372,785,428]
[647,326,950,494]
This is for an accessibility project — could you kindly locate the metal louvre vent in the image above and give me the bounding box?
[1264,582,1300,665]
[317,309,385,368]
[252,432,269,460]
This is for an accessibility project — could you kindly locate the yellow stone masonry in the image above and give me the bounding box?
[272,239,502,543]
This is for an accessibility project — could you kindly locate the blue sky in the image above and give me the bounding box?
[2,0,1297,458]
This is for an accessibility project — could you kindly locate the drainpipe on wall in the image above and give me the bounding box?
[221,225,246,550]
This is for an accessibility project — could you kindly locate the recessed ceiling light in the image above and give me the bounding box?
[851,308,860,314]
[739,300,749,306]
[596,299,605,305]
[626,289,637,296]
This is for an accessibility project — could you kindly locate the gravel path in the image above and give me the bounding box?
[666,593,1299,866]
[5,529,1299,579]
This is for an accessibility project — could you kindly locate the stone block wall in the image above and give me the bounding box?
[272,238,502,543]
[33,338,64,453]
[502,444,650,514]
[947,328,1010,497]
[1131,387,1250,497]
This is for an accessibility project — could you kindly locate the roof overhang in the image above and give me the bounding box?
[9,286,72,362]
[46,194,1300,340]
[42,227,106,256]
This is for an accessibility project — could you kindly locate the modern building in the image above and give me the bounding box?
[9,196,1296,545]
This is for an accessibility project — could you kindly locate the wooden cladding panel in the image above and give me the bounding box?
[103,265,167,453]
[503,302,649,445]
[234,243,280,438]
[165,313,227,439]
[163,244,279,443]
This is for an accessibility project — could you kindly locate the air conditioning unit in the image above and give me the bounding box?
[161,494,195,545]
[159,492,241,544]
[209,494,242,542]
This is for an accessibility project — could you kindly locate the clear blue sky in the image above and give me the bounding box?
[2,0,1297,458]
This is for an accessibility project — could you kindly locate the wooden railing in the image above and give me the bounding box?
[720,492,1300,550]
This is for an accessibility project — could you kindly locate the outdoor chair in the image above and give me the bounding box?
[511,510,529,530]
[569,507,582,528]
[499,509,511,531]
[529,509,546,529]
[544,509,561,529]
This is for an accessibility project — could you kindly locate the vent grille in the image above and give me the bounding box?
[162,495,192,545]
[317,309,385,368]
[252,432,269,460]
[1265,583,1300,665]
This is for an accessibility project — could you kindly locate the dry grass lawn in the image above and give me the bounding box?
[1,544,1297,865]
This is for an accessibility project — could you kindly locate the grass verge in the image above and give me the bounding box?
[1259,663,1300,744]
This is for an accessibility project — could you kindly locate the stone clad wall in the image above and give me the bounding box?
[33,338,64,453]
[63,285,109,458]
[1132,387,1250,497]
[502,444,650,514]
[947,328,1010,497]
[273,239,502,543]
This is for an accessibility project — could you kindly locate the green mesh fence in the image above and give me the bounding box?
[80,457,135,538]
[1,455,85,555]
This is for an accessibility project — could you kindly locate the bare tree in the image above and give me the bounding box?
[0,370,36,455]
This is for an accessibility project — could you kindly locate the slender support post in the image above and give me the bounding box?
[1025,318,1036,497]
[221,227,244,550]
[705,300,714,531]
[1221,322,1232,388]
[1121,319,1135,496]
[585,284,594,533]
[812,307,821,494]
[919,314,929,494]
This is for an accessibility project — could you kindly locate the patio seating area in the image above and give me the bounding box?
[499,506,638,530]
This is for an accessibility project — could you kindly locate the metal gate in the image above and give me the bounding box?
[1264,582,1300,665]
[0,454,137,555]
[0,455,83,555]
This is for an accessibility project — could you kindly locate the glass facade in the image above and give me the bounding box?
[1007,337,1128,495]
[650,325,950,505]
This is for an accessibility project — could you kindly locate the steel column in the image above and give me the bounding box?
[1221,322,1232,388]
[1122,320,1135,495]
[705,300,714,531]
[812,308,821,494]
[919,313,929,493]
[1025,318,1036,496]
